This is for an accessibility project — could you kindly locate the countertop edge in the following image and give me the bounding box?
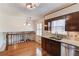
[42,36,79,47]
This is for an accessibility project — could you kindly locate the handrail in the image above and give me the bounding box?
[6,31,35,50]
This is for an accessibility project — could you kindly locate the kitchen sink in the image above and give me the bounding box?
[49,36,62,40]
[49,34,66,40]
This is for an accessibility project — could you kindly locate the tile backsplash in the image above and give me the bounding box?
[43,30,53,37]
[67,32,79,41]
[43,30,79,41]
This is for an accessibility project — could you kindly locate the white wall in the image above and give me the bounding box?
[0,32,6,52]
[0,3,41,32]
[0,16,35,32]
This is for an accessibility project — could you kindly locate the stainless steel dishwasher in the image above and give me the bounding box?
[61,43,76,56]
[74,47,79,56]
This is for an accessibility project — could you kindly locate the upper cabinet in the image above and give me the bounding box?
[44,20,51,31]
[44,20,48,30]
[65,12,79,31]
[44,12,79,32]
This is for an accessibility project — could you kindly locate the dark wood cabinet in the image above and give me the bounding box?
[44,12,79,31]
[44,19,51,31]
[41,37,61,56]
[65,12,79,31]
[44,20,48,30]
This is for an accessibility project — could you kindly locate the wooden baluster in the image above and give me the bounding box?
[11,34,13,45]
[14,34,15,44]
[15,34,18,43]
[18,34,19,43]
[19,34,21,40]
[12,34,13,45]
[17,34,19,43]
[13,34,14,44]
[20,34,21,42]
[21,34,22,42]
[6,33,8,50]
[9,34,11,45]
[9,34,10,45]
[16,34,17,43]
[10,35,12,45]
[15,34,16,44]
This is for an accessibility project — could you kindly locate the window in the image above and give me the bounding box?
[51,19,66,34]
[36,23,42,36]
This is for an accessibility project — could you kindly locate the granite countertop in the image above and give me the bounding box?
[42,35,79,47]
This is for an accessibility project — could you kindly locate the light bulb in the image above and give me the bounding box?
[28,23,31,26]
[26,3,40,9]
[24,23,26,26]
[26,5,31,8]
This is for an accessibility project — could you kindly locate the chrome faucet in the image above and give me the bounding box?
[55,31,58,37]
[55,31,62,40]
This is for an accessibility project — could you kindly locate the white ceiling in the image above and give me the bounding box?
[0,3,73,20]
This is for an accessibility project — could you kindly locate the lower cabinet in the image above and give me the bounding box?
[41,37,61,56]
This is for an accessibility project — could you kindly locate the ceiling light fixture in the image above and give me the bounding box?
[24,17,32,26]
[26,3,40,9]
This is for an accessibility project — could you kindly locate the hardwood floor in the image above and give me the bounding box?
[0,41,41,56]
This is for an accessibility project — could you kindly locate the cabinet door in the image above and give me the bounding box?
[42,37,61,56]
[44,20,48,30]
[65,12,79,31]
[41,37,49,56]
[48,40,61,56]
[41,37,46,50]
[45,39,51,54]
[44,19,51,31]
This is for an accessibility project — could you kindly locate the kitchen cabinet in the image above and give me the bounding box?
[44,20,48,30]
[44,12,79,31]
[44,19,51,31]
[41,37,61,56]
[65,12,79,31]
